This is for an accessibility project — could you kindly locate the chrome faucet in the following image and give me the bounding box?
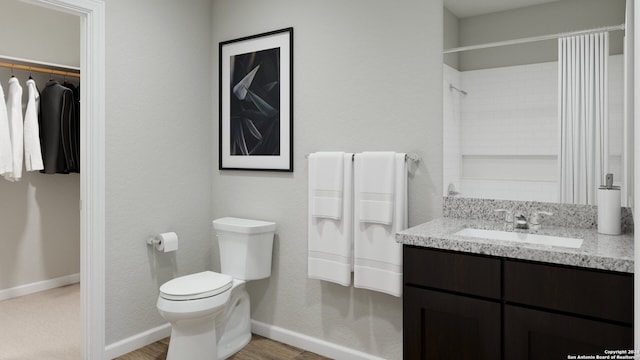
[513,211,528,230]
[495,208,554,231]
[495,208,531,230]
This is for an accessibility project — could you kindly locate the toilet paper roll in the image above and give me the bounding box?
[597,188,621,235]
[155,232,179,252]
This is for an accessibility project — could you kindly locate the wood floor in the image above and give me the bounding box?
[116,334,331,360]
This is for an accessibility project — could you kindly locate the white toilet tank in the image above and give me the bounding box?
[213,217,276,280]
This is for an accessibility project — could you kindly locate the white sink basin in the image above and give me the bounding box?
[454,228,583,249]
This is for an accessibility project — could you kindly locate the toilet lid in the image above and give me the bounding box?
[159,271,233,301]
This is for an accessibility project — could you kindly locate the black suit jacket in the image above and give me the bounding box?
[39,80,77,174]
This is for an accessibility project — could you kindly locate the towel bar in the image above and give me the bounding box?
[305,152,421,165]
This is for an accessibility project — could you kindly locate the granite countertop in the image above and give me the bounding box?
[397,217,634,273]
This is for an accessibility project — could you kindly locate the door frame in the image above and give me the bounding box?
[23,0,106,358]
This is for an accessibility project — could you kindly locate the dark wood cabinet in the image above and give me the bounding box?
[404,286,500,360]
[404,245,501,298]
[504,305,633,360]
[403,245,633,360]
[504,259,633,323]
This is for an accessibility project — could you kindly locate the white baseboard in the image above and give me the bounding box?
[251,320,388,360]
[104,323,171,360]
[0,273,80,301]
[103,319,385,360]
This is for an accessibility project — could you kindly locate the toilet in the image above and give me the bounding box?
[156,217,276,360]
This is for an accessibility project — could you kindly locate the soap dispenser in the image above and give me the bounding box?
[597,173,621,235]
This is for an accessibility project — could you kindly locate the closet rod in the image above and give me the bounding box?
[0,61,80,79]
[443,24,625,54]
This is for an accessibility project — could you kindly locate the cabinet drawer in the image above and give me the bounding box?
[404,246,501,299]
[504,260,633,324]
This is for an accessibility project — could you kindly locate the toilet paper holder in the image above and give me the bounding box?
[146,232,179,252]
[146,236,162,247]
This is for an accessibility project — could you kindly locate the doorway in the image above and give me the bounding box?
[20,0,106,358]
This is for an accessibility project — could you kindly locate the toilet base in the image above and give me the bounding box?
[166,318,251,360]
[218,333,251,360]
[166,313,220,360]
[216,280,251,359]
[159,279,252,360]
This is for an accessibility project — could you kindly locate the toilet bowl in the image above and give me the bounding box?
[156,217,275,360]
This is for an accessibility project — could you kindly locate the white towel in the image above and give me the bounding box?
[308,152,354,286]
[24,79,44,172]
[0,83,12,177]
[356,152,395,225]
[354,152,407,297]
[309,152,344,219]
[4,77,23,181]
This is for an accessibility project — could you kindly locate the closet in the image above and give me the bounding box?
[0,1,81,358]
[0,59,80,177]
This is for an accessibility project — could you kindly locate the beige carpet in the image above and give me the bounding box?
[0,283,80,360]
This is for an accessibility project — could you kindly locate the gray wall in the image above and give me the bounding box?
[444,6,460,69]
[211,1,443,358]
[104,0,214,345]
[456,0,626,71]
[0,1,80,67]
[0,1,80,291]
[78,0,442,357]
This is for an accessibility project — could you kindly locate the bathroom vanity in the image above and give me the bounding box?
[436,0,634,356]
[397,214,634,360]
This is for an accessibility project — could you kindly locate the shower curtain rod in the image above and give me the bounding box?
[0,55,80,79]
[443,24,625,54]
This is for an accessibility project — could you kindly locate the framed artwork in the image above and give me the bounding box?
[219,27,293,171]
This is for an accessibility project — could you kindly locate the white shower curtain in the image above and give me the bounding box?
[559,32,609,205]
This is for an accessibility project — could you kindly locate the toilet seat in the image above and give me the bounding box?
[160,271,233,301]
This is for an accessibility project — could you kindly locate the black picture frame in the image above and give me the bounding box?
[219,27,293,172]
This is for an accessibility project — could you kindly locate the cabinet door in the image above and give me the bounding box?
[505,305,633,360]
[404,286,501,360]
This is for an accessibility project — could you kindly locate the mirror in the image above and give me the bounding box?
[442,0,630,206]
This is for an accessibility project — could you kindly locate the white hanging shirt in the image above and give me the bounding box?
[24,79,43,171]
[4,77,23,181]
[0,82,12,177]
